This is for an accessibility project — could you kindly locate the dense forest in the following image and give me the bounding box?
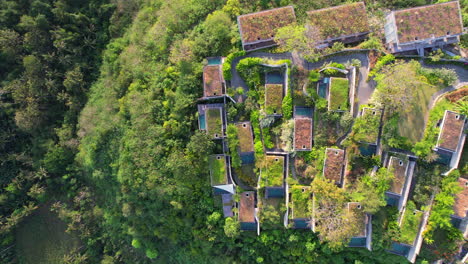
[0,0,466,263]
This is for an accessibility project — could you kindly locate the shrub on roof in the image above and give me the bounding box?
[321,62,345,76]
[282,93,293,119]
[308,70,320,82]
[368,54,395,77]
[227,124,241,168]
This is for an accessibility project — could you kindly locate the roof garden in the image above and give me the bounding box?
[348,203,367,237]
[261,155,285,187]
[436,111,466,152]
[236,122,254,153]
[294,118,312,150]
[209,155,227,186]
[238,6,296,45]
[206,107,223,138]
[323,148,345,185]
[307,2,370,41]
[239,191,256,223]
[399,202,423,245]
[329,77,349,111]
[203,65,224,97]
[393,1,463,44]
[291,186,312,219]
[387,156,408,195]
[453,177,468,218]
[358,108,382,144]
[265,84,284,115]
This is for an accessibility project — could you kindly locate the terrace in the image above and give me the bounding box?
[328,77,349,111]
[237,6,296,52]
[435,111,466,153]
[294,117,313,151]
[307,2,370,45]
[260,155,285,188]
[323,148,345,186]
[385,1,464,54]
[203,64,225,97]
[265,84,284,115]
[289,186,312,229]
[239,191,258,231]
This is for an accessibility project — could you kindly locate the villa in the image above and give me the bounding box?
[451,177,468,239]
[384,1,464,55]
[288,185,312,229]
[237,6,296,52]
[197,104,227,139]
[347,202,372,250]
[384,154,416,212]
[293,108,313,151]
[434,110,466,168]
[357,108,383,156]
[323,148,346,187]
[209,154,235,217]
[307,2,370,48]
[203,59,225,98]
[260,155,286,198]
[239,191,260,233]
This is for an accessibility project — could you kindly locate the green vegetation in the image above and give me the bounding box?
[350,109,381,143]
[207,108,223,137]
[329,78,349,111]
[227,124,241,168]
[209,155,227,185]
[265,84,284,115]
[261,156,284,187]
[290,186,311,218]
[223,50,246,80]
[399,201,423,245]
[15,206,81,264]
[282,93,293,119]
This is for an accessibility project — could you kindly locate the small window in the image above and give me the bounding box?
[215,134,218,138]
[243,124,247,128]
[372,111,376,115]
[338,106,341,110]
[399,160,403,166]
[447,31,450,35]
[273,110,277,114]
[246,193,249,197]
[455,115,460,120]
[335,151,339,155]
[271,34,274,38]
[413,211,417,215]
[217,156,221,160]
[302,188,306,193]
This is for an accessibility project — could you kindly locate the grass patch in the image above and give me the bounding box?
[397,82,439,143]
[261,156,284,187]
[399,201,423,245]
[353,108,381,144]
[290,186,311,218]
[209,155,227,185]
[265,84,283,115]
[235,163,257,187]
[15,206,80,264]
[236,123,254,153]
[206,108,223,138]
[329,78,349,111]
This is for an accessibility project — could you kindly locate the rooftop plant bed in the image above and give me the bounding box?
[261,156,284,187]
[265,84,284,115]
[206,108,223,138]
[394,1,463,43]
[399,201,423,245]
[203,65,223,97]
[238,6,296,44]
[259,196,286,229]
[329,78,349,111]
[236,123,254,153]
[290,186,312,219]
[209,155,227,185]
[307,2,369,41]
[352,108,381,144]
[295,147,326,183]
[314,111,351,146]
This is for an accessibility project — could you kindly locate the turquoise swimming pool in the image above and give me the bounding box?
[199,115,206,130]
[317,78,329,98]
[266,72,283,84]
[295,107,313,118]
[207,57,222,65]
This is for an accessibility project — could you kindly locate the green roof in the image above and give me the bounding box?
[329,78,349,111]
[209,155,227,185]
[265,84,283,115]
[399,202,423,245]
[261,156,284,187]
[206,108,223,138]
[291,186,312,219]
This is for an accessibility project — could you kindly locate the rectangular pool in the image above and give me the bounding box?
[199,115,206,130]
[266,72,284,84]
[207,57,222,65]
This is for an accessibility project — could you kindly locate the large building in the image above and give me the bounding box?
[384,1,464,55]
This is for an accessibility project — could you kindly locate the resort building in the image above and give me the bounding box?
[434,110,466,169]
[197,104,227,139]
[209,154,235,217]
[293,107,313,151]
[307,2,370,48]
[323,148,346,187]
[384,154,416,212]
[203,58,225,98]
[259,155,286,198]
[236,122,255,165]
[347,202,372,250]
[357,108,383,156]
[288,186,312,229]
[237,6,296,52]
[384,1,464,55]
[239,191,260,233]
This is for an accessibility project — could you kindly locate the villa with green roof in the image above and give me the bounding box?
[347,202,372,250]
[384,153,416,212]
[259,155,287,198]
[197,104,227,139]
[288,186,312,229]
[323,148,346,187]
[434,110,466,169]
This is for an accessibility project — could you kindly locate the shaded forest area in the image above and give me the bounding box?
[0,0,462,263]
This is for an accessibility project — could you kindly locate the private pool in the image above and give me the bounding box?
[266,71,284,84]
[199,115,206,130]
[207,57,222,65]
[317,77,329,98]
[295,107,313,118]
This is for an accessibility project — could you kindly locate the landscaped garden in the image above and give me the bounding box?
[236,123,254,153]
[206,108,223,138]
[209,155,227,185]
[329,77,349,111]
[351,108,382,144]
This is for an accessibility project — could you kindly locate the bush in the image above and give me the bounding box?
[369,54,395,77]
[227,124,241,168]
[308,70,320,82]
[321,62,345,75]
[282,94,293,119]
[358,36,384,51]
[223,50,246,80]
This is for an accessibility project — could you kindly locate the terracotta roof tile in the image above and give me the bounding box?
[294,118,312,150]
[239,192,255,223]
[437,111,465,152]
[324,148,345,185]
